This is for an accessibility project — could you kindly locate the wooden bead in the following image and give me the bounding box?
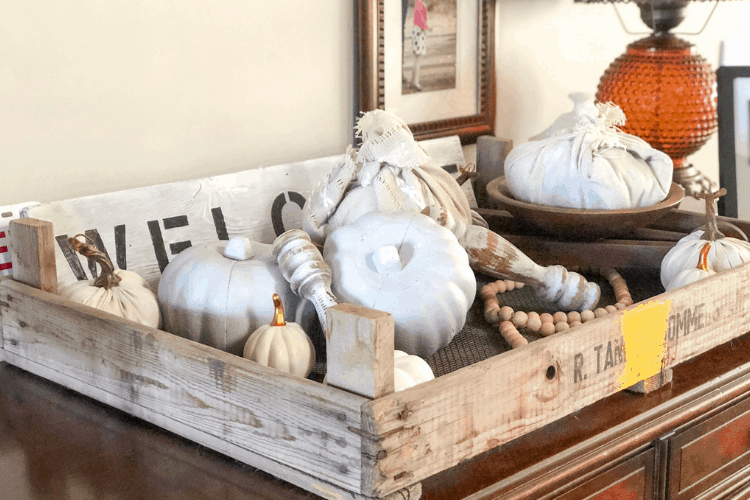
[567,311,581,324]
[494,280,507,294]
[499,321,527,349]
[594,308,608,318]
[526,313,542,333]
[504,280,515,291]
[540,322,556,337]
[569,320,583,328]
[540,313,554,324]
[484,307,500,324]
[615,302,627,310]
[515,282,525,289]
[512,311,528,328]
[581,310,596,322]
[620,296,634,306]
[605,305,618,314]
[499,306,514,322]
[555,322,570,333]
[552,311,568,324]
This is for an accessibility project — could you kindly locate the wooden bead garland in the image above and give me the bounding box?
[481,268,633,349]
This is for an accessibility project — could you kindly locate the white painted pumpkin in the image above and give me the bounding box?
[243,294,316,378]
[665,242,717,291]
[324,212,476,358]
[158,236,310,356]
[661,189,750,289]
[60,235,160,328]
[394,350,434,391]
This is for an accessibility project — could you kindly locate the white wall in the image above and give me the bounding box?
[2,1,750,207]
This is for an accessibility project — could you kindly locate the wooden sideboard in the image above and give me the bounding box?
[1,331,749,499]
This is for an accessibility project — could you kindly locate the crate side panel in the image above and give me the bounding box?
[0,280,367,492]
[363,263,750,496]
[24,136,467,294]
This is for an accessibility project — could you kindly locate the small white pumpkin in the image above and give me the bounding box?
[394,350,434,391]
[665,242,716,291]
[661,188,750,289]
[158,236,311,356]
[324,211,476,358]
[59,235,160,328]
[243,294,316,378]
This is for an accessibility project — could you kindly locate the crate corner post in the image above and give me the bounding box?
[8,218,58,294]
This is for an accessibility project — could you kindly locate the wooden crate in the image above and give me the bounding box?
[2,139,750,499]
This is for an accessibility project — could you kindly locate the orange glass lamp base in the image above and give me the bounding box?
[596,34,718,198]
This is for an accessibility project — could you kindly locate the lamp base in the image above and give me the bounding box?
[672,164,717,199]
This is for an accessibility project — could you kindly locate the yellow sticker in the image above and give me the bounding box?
[618,300,672,389]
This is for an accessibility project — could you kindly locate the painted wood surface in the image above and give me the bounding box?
[0,279,368,495]
[362,261,750,496]
[24,138,468,293]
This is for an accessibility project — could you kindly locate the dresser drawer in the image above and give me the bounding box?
[554,448,656,500]
[666,395,750,499]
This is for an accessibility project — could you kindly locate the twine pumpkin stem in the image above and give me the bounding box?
[699,188,727,241]
[68,234,122,290]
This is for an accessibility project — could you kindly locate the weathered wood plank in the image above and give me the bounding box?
[362,261,750,496]
[0,279,367,493]
[25,138,466,293]
[0,201,39,277]
[327,304,395,399]
[9,218,57,294]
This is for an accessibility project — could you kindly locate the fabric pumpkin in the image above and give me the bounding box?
[505,102,673,210]
[324,211,476,358]
[59,235,160,328]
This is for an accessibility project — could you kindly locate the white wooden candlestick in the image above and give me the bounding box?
[272,229,338,333]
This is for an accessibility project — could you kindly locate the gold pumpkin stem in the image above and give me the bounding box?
[271,293,286,327]
[68,234,122,290]
[699,188,727,242]
[697,242,712,272]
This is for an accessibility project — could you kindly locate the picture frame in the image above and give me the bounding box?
[357,0,496,144]
[717,66,750,218]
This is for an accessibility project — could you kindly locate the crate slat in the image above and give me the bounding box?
[362,262,750,496]
[0,279,368,495]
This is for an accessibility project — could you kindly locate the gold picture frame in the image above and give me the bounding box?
[358,0,496,144]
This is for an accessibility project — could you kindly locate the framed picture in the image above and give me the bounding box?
[357,0,495,144]
[718,66,750,219]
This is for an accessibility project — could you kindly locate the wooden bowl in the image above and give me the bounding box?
[486,177,685,240]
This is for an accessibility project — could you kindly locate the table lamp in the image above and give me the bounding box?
[574,0,736,198]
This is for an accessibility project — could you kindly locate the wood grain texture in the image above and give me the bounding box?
[326,304,395,399]
[362,261,750,496]
[0,279,368,495]
[25,139,467,293]
[9,218,57,294]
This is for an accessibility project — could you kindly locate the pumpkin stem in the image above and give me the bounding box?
[699,188,727,241]
[271,293,286,327]
[68,234,122,290]
[697,242,712,272]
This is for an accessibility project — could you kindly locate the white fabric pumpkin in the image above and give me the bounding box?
[158,236,310,356]
[243,294,315,378]
[324,211,476,358]
[505,102,673,210]
[394,350,434,391]
[59,235,160,328]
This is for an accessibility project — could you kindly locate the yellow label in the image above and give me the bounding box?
[618,300,672,389]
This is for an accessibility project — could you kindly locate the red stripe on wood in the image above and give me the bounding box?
[0,262,12,271]
[0,246,7,253]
